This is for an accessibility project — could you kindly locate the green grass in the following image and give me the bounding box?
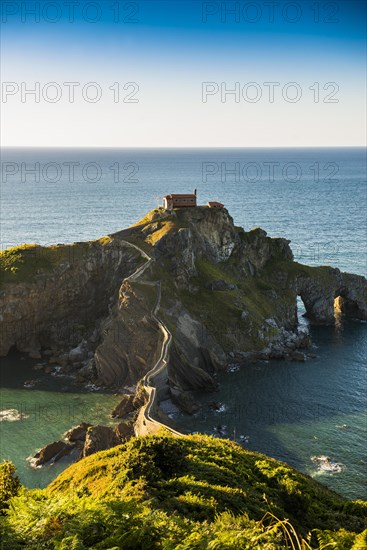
[147,252,293,351]
[0,244,53,285]
[130,207,167,227]
[175,258,286,351]
[0,236,117,286]
[1,434,366,549]
[145,220,177,245]
[264,259,337,283]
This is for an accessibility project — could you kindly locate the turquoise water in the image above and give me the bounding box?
[0,354,121,488]
[0,147,366,495]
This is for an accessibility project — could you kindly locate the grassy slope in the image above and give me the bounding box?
[1,434,366,549]
[178,258,283,350]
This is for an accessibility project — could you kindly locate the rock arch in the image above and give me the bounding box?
[296,268,367,325]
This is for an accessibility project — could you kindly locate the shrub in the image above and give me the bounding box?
[0,461,21,513]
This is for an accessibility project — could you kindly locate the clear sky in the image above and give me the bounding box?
[0,0,366,147]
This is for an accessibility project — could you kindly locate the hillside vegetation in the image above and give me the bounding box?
[1,434,366,549]
[0,237,113,286]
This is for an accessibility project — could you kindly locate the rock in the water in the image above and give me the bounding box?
[291,351,306,362]
[171,388,201,414]
[64,422,92,442]
[75,362,95,382]
[28,350,41,359]
[32,441,74,466]
[111,394,136,418]
[270,350,284,359]
[69,342,88,363]
[82,426,120,457]
[0,409,28,422]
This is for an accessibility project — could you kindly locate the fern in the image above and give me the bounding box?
[351,529,367,549]
[1,437,366,549]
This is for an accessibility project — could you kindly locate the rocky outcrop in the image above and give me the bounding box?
[93,281,163,386]
[64,423,92,442]
[169,344,218,392]
[0,238,142,357]
[236,227,293,276]
[31,421,134,467]
[111,394,137,418]
[82,426,121,457]
[296,268,367,324]
[115,421,134,441]
[170,388,201,414]
[31,441,75,467]
[152,208,239,290]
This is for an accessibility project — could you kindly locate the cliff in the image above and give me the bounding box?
[1,206,366,400]
[0,237,144,358]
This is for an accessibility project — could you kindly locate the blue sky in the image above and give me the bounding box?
[1,0,366,146]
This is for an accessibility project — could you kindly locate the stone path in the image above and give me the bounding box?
[121,240,183,437]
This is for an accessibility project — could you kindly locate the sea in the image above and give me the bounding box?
[0,147,366,498]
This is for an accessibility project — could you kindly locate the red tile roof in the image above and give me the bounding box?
[164,194,196,199]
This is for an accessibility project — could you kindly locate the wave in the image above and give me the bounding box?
[227,364,240,373]
[0,409,29,422]
[311,455,344,474]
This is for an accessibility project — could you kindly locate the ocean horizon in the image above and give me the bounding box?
[1,146,366,273]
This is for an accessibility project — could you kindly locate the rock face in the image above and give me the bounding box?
[93,281,163,386]
[166,307,224,392]
[111,394,137,418]
[0,238,142,357]
[83,426,120,457]
[64,423,92,442]
[296,269,367,324]
[32,441,74,466]
[170,388,201,415]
